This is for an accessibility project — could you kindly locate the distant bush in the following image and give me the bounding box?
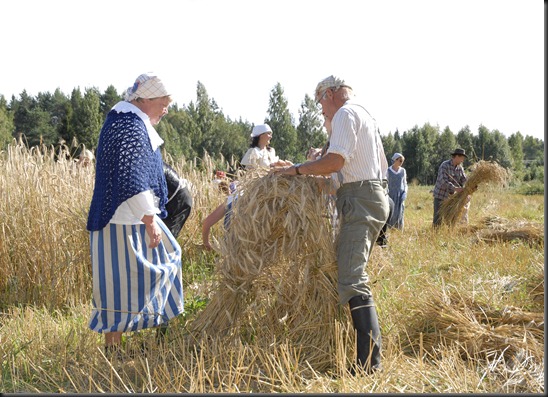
[514,181,545,195]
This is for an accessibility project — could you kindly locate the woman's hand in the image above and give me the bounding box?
[271,160,293,167]
[142,214,162,248]
[306,148,322,161]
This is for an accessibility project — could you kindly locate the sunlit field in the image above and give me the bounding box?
[0,142,544,393]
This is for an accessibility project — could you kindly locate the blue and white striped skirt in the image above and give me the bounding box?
[88,219,184,333]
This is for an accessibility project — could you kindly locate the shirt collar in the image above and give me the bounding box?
[112,101,164,151]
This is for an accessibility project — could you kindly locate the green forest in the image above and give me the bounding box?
[0,81,544,185]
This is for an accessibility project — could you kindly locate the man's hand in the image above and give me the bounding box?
[271,164,300,176]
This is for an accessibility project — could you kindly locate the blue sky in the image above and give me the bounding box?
[1,0,544,140]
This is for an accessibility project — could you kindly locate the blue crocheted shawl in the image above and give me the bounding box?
[87,110,168,231]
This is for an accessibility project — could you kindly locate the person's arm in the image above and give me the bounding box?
[377,138,388,177]
[440,162,463,194]
[125,191,162,248]
[202,201,228,250]
[273,152,344,176]
[271,159,294,167]
[241,148,256,167]
[141,214,162,249]
[402,168,408,200]
[460,167,468,186]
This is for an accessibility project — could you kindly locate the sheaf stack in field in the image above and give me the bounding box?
[439,160,508,226]
[188,172,344,370]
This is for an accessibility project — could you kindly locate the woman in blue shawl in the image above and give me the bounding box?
[86,73,184,356]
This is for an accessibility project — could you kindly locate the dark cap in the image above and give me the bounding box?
[451,148,467,158]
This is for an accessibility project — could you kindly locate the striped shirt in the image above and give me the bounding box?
[327,100,385,184]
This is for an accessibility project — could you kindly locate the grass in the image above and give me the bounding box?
[0,141,544,393]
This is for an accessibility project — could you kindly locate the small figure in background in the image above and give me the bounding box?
[77,149,95,167]
[241,124,292,169]
[432,148,468,227]
[386,153,408,230]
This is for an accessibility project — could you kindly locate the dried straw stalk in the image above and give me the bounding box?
[408,288,544,362]
[188,174,345,370]
[439,160,508,226]
[473,216,544,246]
[526,262,545,307]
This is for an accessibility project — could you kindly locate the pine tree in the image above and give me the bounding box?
[434,126,457,169]
[456,125,475,160]
[68,87,102,149]
[295,94,325,163]
[100,85,121,117]
[0,95,14,149]
[265,83,297,161]
[508,131,525,181]
[12,90,57,147]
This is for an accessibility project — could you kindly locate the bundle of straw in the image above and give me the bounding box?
[439,160,508,226]
[188,173,345,370]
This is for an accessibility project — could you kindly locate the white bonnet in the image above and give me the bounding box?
[250,124,272,138]
[124,73,170,102]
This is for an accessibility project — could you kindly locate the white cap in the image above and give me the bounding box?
[315,75,352,103]
[250,124,272,138]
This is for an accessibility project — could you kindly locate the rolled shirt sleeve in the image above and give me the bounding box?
[126,190,161,220]
[110,190,161,225]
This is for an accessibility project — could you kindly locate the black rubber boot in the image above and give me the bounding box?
[348,294,382,375]
[376,231,388,248]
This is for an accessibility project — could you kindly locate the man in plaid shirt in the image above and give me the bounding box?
[432,148,468,226]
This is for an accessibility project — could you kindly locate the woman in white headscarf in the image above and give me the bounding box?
[241,124,292,169]
[86,73,184,357]
[387,152,408,230]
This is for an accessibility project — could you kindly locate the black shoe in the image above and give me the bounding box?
[376,238,388,248]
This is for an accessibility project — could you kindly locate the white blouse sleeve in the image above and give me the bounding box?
[241,148,257,167]
[125,190,160,221]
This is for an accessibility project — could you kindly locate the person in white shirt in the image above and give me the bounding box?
[241,124,292,169]
[274,75,389,375]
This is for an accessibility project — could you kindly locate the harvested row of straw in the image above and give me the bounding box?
[188,173,345,371]
[405,288,544,362]
[477,215,542,231]
[475,227,544,246]
[471,216,544,246]
[438,160,508,226]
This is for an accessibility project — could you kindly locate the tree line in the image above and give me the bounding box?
[0,82,544,184]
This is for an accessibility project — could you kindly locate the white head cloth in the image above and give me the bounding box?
[250,124,272,138]
[124,73,170,102]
